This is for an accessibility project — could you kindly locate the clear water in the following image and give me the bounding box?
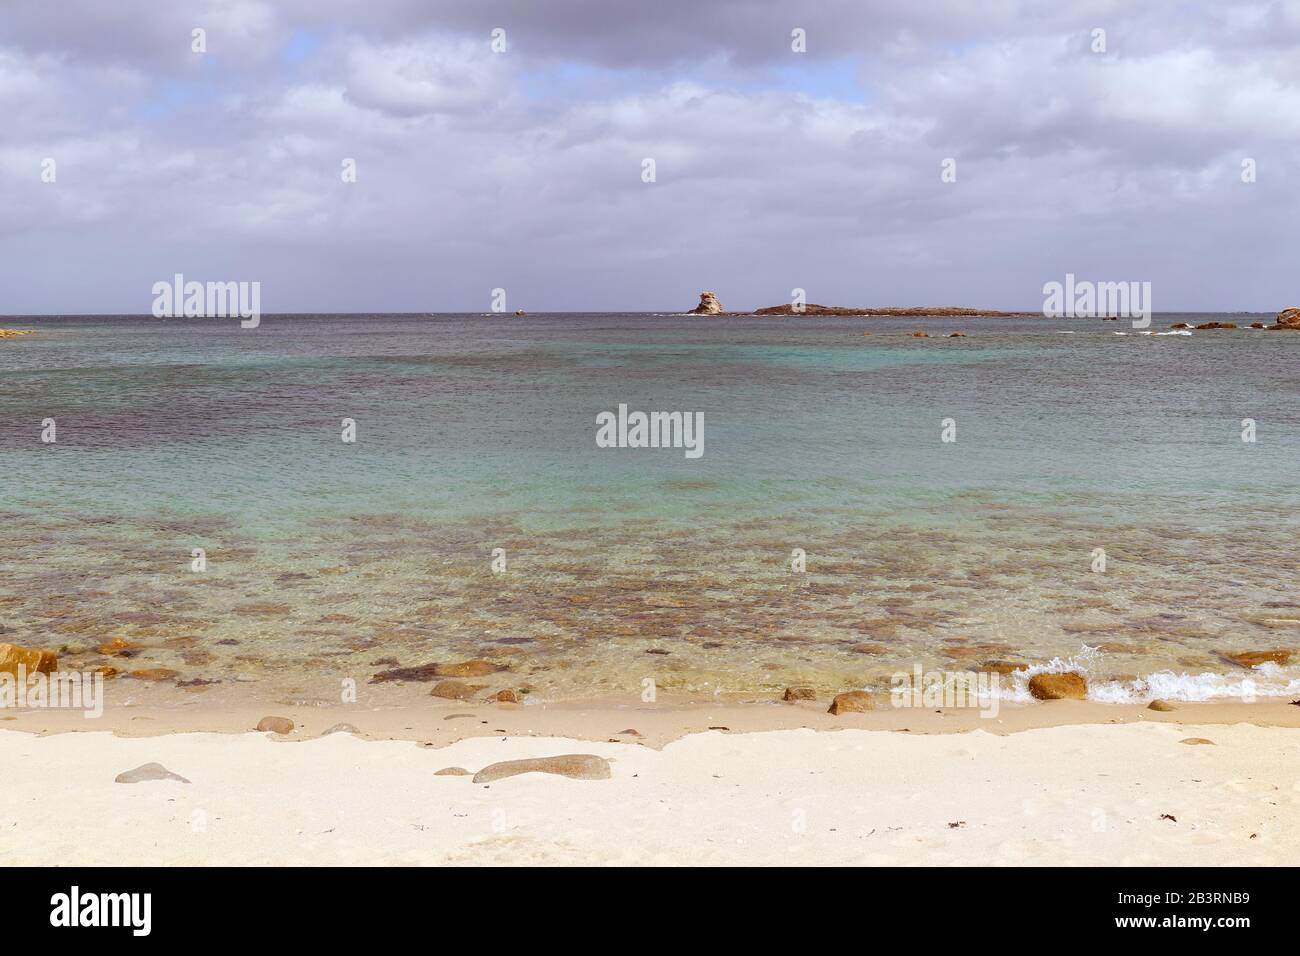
[2,313,1297,701]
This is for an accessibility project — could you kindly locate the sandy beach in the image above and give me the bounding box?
[3,694,1298,866]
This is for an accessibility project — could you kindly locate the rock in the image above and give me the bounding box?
[1180,737,1215,745]
[472,754,612,783]
[1223,649,1292,668]
[92,665,119,678]
[430,680,486,700]
[1169,322,1190,329]
[95,637,140,657]
[1147,699,1176,712]
[434,659,504,678]
[782,687,816,701]
[320,722,360,736]
[850,643,889,654]
[1194,321,1236,329]
[370,663,442,683]
[1250,323,1266,329]
[126,668,180,682]
[1028,672,1088,700]
[828,690,873,714]
[115,762,190,784]
[1276,307,1300,327]
[687,291,724,315]
[256,716,295,734]
[0,329,35,339]
[948,331,966,337]
[491,688,520,703]
[616,728,642,737]
[514,309,526,316]
[0,642,57,677]
[435,767,471,776]
[979,660,1029,675]
[910,331,929,337]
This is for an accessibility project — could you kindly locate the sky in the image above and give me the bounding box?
[2,0,1298,314]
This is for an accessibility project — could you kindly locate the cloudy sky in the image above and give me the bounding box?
[2,0,1298,314]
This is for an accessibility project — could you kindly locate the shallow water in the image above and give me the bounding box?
[2,313,1297,702]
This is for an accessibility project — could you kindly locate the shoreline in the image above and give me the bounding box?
[6,683,1300,746]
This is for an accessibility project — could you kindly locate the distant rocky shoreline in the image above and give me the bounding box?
[685,291,1300,324]
[686,291,1035,318]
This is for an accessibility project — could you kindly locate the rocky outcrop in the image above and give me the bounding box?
[1195,322,1237,330]
[0,329,35,339]
[754,304,1033,317]
[1267,308,1300,330]
[1028,672,1088,700]
[687,291,724,314]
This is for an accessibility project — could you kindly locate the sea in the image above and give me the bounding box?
[1,312,1297,703]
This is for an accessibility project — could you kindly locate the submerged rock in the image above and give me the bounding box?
[1148,699,1176,712]
[431,680,485,700]
[0,642,57,677]
[911,331,929,337]
[126,668,180,682]
[687,291,724,315]
[1028,672,1088,700]
[435,767,471,776]
[828,690,873,714]
[1223,649,1292,668]
[490,688,521,703]
[472,754,611,783]
[434,659,503,678]
[782,687,816,701]
[115,762,190,784]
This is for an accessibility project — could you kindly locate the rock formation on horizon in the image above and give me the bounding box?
[1274,308,1300,329]
[687,291,724,314]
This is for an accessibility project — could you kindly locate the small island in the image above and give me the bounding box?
[685,292,1033,317]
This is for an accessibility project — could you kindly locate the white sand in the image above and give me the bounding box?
[2,721,1295,865]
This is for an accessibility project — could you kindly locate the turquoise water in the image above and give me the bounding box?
[1,313,1297,700]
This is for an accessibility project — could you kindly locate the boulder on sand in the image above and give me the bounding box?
[828,690,873,714]
[1028,672,1088,700]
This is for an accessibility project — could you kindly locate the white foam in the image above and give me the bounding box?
[995,645,1300,703]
